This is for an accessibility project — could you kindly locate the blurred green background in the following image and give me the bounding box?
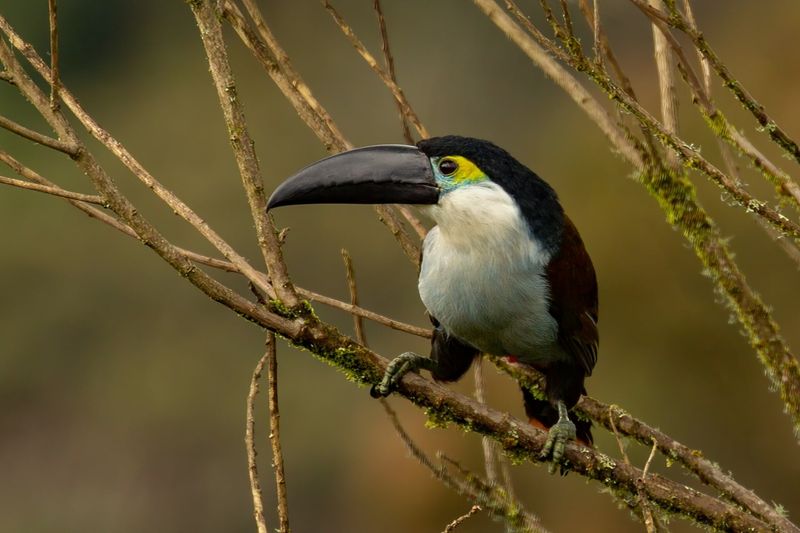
[1,1,798,531]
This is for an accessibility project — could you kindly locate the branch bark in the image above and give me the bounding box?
[190,0,299,307]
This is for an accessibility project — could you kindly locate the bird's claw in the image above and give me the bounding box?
[539,417,576,474]
[369,352,431,399]
[369,381,392,398]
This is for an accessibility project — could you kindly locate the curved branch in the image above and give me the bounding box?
[282,317,773,532]
[473,0,800,440]
[492,357,800,533]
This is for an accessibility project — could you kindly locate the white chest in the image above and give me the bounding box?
[418,183,558,360]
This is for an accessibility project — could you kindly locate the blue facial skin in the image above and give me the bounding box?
[429,156,490,195]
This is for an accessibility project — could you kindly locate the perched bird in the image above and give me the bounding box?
[268,136,598,468]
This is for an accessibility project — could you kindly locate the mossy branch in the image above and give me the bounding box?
[1,2,798,531]
[473,0,800,440]
[283,315,772,532]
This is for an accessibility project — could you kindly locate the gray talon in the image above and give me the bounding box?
[539,401,577,474]
[370,352,435,399]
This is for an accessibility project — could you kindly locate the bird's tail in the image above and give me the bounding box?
[521,388,593,446]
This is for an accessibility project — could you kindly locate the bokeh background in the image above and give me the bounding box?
[1,1,798,531]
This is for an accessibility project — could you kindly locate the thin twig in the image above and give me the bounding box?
[629,0,800,165]
[476,0,643,166]
[266,334,290,532]
[396,205,428,240]
[681,0,710,94]
[372,0,413,145]
[630,0,800,209]
[321,0,429,140]
[191,0,298,306]
[0,114,77,155]
[639,439,660,533]
[341,249,367,346]
[0,27,297,338]
[47,0,59,110]
[0,174,104,204]
[0,150,248,274]
[246,351,270,533]
[442,505,482,533]
[504,0,571,62]
[227,0,348,153]
[473,360,499,485]
[674,4,800,267]
[375,205,422,264]
[0,13,279,301]
[296,287,432,339]
[475,1,800,436]
[221,1,422,265]
[380,400,545,532]
[591,0,600,62]
[575,0,641,101]
[649,0,679,169]
[558,0,575,43]
[609,407,657,533]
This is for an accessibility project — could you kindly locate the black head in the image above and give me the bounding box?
[418,135,565,254]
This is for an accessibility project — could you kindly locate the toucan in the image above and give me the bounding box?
[268,136,598,469]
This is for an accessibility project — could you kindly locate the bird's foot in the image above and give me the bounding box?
[539,402,576,474]
[370,352,435,398]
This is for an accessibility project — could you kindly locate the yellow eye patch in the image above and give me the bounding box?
[437,155,487,186]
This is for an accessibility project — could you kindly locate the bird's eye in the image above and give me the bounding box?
[438,158,459,176]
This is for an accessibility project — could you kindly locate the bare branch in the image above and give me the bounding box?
[341,249,367,346]
[190,0,298,306]
[47,0,59,110]
[629,0,800,165]
[474,360,500,486]
[640,438,659,533]
[631,0,800,210]
[375,204,421,264]
[321,0,429,140]
[609,408,658,533]
[681,0,710,93]
[246,351,270,533]
[227,0,348,153]
[0,27,298,337]
[222,2,421,264]
[380,400,547,532]
[442,505,482,533]
[0,114,77,155]
[475,1,800,435]
[649,0,679,169]
[475,0,644,166]
[396,205,428,240]
[0,14,279,300]
[372,0,413,144]
[296,287,431,339]
[0,174,104,204]
[266,334,290,533]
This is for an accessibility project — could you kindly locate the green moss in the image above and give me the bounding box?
[268,298,315,320]
[424,408,451,429]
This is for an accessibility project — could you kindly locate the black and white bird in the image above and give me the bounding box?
[268,136,598,468]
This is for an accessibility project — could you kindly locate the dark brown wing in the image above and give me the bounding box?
[428,314,480,382]
[545,215,599,376]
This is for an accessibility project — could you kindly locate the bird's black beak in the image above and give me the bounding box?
[267,144,439,210]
